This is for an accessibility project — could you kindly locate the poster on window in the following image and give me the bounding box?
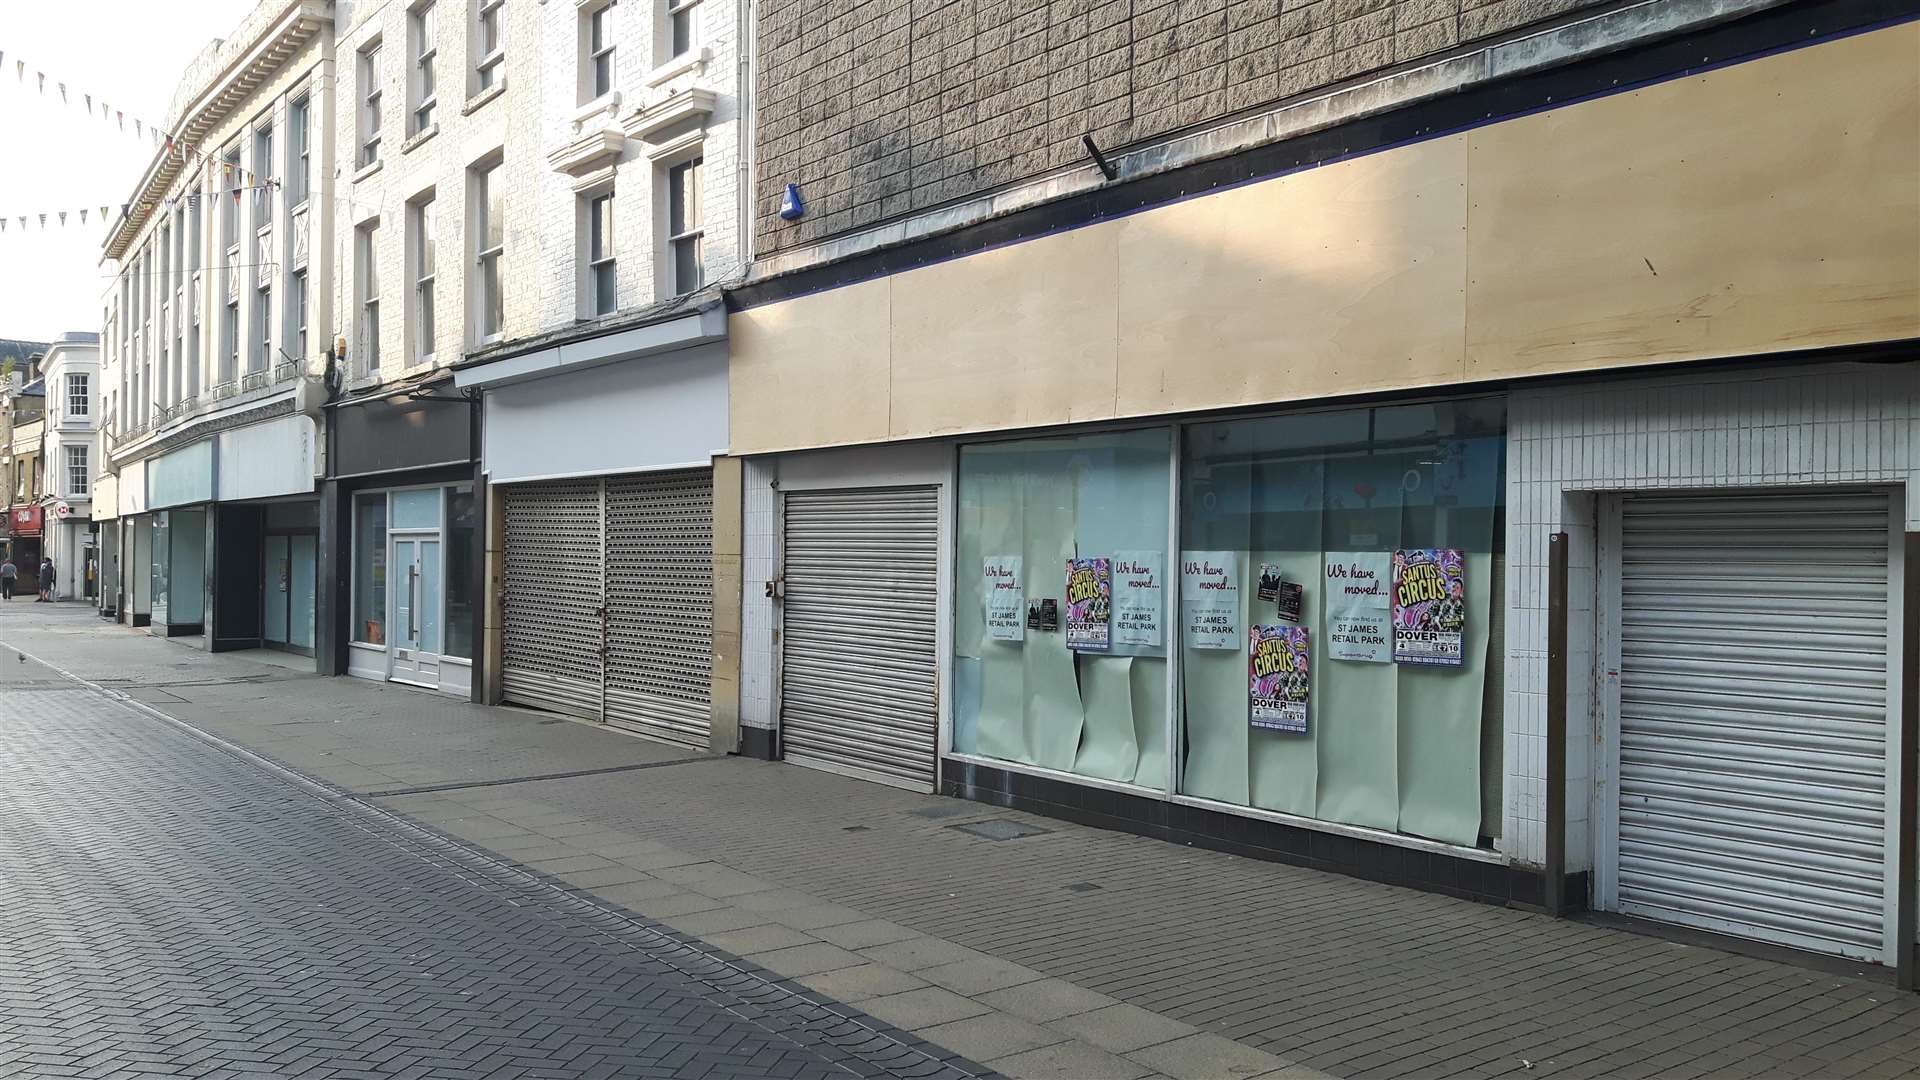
[1249,624,1310,733]
[1181,551,1241,650]
[984,556,1024,642]
[1112,550,1163,648]
[1325,552,1391,663]
[1392,548,1466,666]
[1064,557,1112,652]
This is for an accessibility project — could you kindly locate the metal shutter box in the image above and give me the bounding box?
[781,487,939,791]
[604,470,713,749]
[1616,491,1891,960]
[501,480,604,720]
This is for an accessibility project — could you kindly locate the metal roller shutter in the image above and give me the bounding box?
[502,481,604,720]
[1616,491,1891,960]
[781,487,939,791]
[605,470,714,749]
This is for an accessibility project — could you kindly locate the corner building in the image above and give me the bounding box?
[730,0,1920,974]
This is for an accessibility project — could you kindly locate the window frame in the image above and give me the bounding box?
[65,444,89,498]
[473,162,505,341]
[410,196,437,366]
[288,95,311,206]
[251,121,274,233]
[67,373,89,419]
[252,278,273,373]
[666,156,704,297]
[587,190,617,317]
[587,3,616,101]
[665,0,698,60]
[475,0,506,92]
[358,41,385,167]
[357,221,381,375]
[410,1,439,136]
[289,268,308,363]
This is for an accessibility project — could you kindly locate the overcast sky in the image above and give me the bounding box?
[0,0,253,344]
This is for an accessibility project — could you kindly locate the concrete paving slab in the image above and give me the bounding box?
[859,988,997,1031]
[914,1012,1068,1061]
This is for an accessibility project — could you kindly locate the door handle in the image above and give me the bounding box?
[409,564,419,638]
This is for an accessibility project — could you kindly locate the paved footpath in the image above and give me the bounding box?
[5,603,1920,1079]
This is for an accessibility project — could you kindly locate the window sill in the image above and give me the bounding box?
[463,80,507,116]
[400,123,439,156]
[573,90,622,128]
[644,47,709,88]
[353,157,384,184]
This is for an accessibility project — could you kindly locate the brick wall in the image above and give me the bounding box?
[754,0,1602,251]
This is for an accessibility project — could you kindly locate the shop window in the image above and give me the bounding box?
[354,493,388,645]
[444,486,476,660]
[1178,399,1505,846]
[954,428,1172,789]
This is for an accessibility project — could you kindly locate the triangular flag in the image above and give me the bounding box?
[38,214,46,227]
[135,119,143,137]
[36,71,44,93]
[1,220,7,233]
[120,203,129,218]
[85,93,91,111]
[14,61,23,81]
[79,209,87,224]
[57,82,66,103]
[58,212,66,227]
[100,206,110,221]
[116,110,123,129]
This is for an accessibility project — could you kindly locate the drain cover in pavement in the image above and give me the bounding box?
[949,819,1052,841]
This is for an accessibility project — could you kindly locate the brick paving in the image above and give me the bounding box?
[0,622,988,1079]
[8,604,1920,1079]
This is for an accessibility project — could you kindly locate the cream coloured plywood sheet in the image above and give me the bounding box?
[1465,22,1920,379]
[1114,135,1470,419]
[728,278,892,453]
[886,224,1121,439]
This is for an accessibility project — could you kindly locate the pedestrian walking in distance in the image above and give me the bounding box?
[37,558,54,603]
[0,559,15,601]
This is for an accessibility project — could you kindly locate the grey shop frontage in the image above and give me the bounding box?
[319,378,484,700]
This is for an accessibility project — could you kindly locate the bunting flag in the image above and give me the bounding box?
[78,208,87,224]
[14,60,22,81]
[2,47,201,162]
[57,211,65,226]
[56,81,64,103]
[99,206,109,221]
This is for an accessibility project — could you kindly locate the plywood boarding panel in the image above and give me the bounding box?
[1465,22,1920,379]
[1114,135,1470,418]
[728,278,892,452]
[887,224,1121,438]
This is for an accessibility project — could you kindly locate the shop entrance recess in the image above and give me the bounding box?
[1597,489,1900,963]
[500,469,714,750]
[778,487,940,792]
[263,535,318,655]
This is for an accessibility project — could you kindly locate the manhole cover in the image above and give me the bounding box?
[908,803,976,820]
[949,819,1052,841]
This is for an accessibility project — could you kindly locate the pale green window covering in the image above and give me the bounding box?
[955,429,1171,789]
[1179,400,1505,847]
